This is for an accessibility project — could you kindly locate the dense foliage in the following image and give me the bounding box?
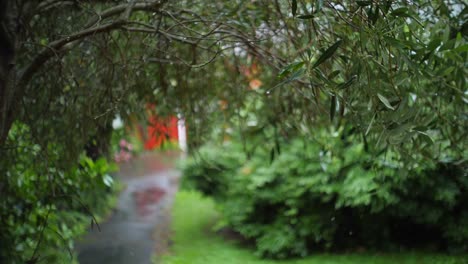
[163,190,468,264]
[181,127,467,258]
[0,1,256,262]
[181,2,467,257]
[0,123,119,263]
[0,0,466,262]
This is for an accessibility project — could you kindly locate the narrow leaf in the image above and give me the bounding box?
[297,14,315,19]
[391,7,409,17]
[356,1,372,6]
[377,93,395,110]
[330,95,337,121]
[369,6,380,24]
[454,44,468,52]
[417,131,434,145]
[365,114,376,136]
[275,139,281,154]
[313,40,342,68]
[389,8,422,26]
[292,0,297,16]
[427,38,441,51]
[269,68,305,93]
[328,70,341,80]
[362,133,369,152]
[337,75,357,89]
[278,61,304,78]
[314,0,323,13]
[339,98,345,117]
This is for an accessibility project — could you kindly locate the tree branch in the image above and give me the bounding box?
[18,21,125,89]
[85,0,167,28]
[18,0,168,89]
[37,0,75,13]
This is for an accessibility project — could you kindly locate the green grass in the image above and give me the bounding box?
[161,191,467,264]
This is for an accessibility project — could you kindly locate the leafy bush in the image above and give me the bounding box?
[180,142,246,199]
[181,127,467,258]
[0,123,120,263]
[163,190,468,264]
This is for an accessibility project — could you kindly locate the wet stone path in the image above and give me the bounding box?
[76,152,180,264]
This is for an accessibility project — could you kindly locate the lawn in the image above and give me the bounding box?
[160,191,467,264]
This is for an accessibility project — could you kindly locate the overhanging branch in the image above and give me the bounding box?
[17,0,168,89]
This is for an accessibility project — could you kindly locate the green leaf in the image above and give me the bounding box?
[313,40,342,68]
[365,114,376,136]
[416,131,434,145]
[384,36,410,49]
[391,7,410,17]
[368,6,380,24]
[439,2,450,17]
[337,75,357,89]
[314,0,323,14]
[330,95,337,121]
[40,38,48,46]
[427,39,441,51]
[327,70,341,80]
[270,68,305,92]
[356,1,372,6]
[453,44,468,52]
[390,7,423,26]
[278,61,305,78]
[377,93,395,110]
[286,68,305,81]
[339,98,345,117]
[275,135,281,155]
[297,14,315,19]
[292,0,297,16]
[103,174,114,187]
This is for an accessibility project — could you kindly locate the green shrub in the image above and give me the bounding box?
[0,123,120,263]
[163,190,468,264]
[181,127,468,258]
[180,142,246,199]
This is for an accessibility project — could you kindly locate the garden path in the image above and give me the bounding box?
[76,151,180,264]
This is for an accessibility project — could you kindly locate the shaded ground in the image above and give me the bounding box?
[76,151,180,264]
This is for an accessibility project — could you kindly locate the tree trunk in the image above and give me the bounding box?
[0,0,17,146]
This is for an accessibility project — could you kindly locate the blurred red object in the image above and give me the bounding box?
[144,115,178,150]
